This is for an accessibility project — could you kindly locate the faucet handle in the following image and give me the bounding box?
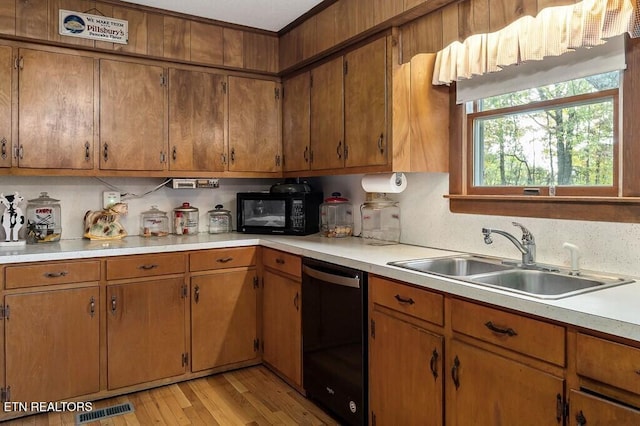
[511,222,534,242]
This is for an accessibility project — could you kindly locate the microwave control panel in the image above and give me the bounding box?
[291,199,305,229]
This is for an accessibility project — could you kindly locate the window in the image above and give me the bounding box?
[466,71,619,196]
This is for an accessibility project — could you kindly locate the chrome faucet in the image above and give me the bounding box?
[482,222,536,266]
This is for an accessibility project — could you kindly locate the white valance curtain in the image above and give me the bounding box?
[432,0,639,86]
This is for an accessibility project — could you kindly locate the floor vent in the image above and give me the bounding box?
[76,402,134,425]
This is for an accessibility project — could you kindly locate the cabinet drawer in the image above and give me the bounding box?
[262,248,301,278]
[451,298,565,366]
[570,389,640,425]
[106,253,186,280]
[190,247,256,272]
[577,333,640,395]
[370,275,443,326]
[5,260,100,289]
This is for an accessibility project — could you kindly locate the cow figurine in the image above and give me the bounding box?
[0,192,25,242]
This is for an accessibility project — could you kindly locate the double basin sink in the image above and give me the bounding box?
[387,255,634,299]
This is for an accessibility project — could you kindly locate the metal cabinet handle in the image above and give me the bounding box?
[1,137,6,159]
[194,285,200,304]
[172,146,177,161]
[394,294,415,305]
[275,258,285,265]
[103,143,109,162]
[576,410,587,426]
[15,145,23,160]
[44,271,68,278]
[216,257,233,263]
[429,349,439,379]
[336,141,342,159]
[89,296,95,318]
[230,148,235,164]
[485,321,518,337]
[293,292,299,311]
[303,146,309,163]
[110,295,117,314]
[377,133,384,153]
[451,355,461,389]
[84,141,90,161]
[138,264,159,270]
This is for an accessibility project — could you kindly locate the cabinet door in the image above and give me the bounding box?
[262,269,302,387]
[107,278,186,389]
[310,56,344,170]
[447,339,564,426]
[228,76,280,172]
[282,72,310,172]
[191,269,258,372]
[370,310,443,426]
[100,59,165,171]
[0,45,11,168]
[570,389,640,425]
[5,287,100,402]
[169,69,226,172]
[344,37,388,168]
[18,49,94,169]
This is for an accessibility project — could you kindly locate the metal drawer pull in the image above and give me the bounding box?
[394,294,415,305]
[429,349,439,379]
[451,356,461,389]
[576,410,587,426]
[275,258,285,265]
[484,321,518,337]
[110,295,117,314]
[89,296,95,318]
[44,271,68,278]
[138,264,159,270]
[216,257,233,263]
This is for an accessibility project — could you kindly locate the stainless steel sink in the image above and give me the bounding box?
[388,255,635,299]
[388,255,513,276]
[469,269,634,299]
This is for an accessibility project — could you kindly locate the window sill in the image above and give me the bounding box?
[446,195,640,223]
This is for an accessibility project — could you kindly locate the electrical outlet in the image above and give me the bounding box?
[103,191,121,209]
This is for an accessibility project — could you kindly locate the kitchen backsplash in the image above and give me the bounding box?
[2,173,639,278]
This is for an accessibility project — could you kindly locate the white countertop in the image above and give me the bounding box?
[2,233,639,342]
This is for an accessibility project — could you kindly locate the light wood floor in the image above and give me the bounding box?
[2,366,339,425]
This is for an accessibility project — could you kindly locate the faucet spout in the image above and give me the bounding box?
[482,222,536,266]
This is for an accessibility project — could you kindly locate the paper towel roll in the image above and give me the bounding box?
[361,173,407,193]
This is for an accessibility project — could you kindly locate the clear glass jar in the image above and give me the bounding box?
[361,195,400,244]
[140,206,169,237]
[320,192,353,238]
[174,202,199,235]
[208,204,232,234]
[26,192,62,243]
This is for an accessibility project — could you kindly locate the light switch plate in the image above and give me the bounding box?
[103,191,121,209]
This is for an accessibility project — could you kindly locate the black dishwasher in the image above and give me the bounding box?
[302,258,367,426]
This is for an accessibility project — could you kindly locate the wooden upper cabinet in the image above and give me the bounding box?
[99,59,166,171]
[310,56,344,171]
[0,45,11,168]
[282,72,311,172]
[17,48,95,169]
[344,37,388,168]
[168,68,226,172]
[228,76,281,173]
[190,22,224,65]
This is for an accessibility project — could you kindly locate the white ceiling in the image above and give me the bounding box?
[120,0,324,32]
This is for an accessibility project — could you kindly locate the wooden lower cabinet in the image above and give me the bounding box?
[369,310,443,425]
[446,339,564,425]
[106,278,187,389]
[262,268,302,388]
[570,389,640,425]
[191,269,258,371]
[4,286,100,403]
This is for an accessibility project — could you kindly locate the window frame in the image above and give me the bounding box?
[465,88,620,197]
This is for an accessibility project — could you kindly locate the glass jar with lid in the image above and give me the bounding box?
[174,202,199,235]
[361,194,400,244]
[320,192,353,238]
[140,205,169,237]
[26,192,62,243]
[208,204,232,234]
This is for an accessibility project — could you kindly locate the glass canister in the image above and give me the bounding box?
[174,202,199,235]
[25,192,62,243]
[320,192,353,238]
[140,205,169,237]
[208,204,232,234]
[361,194,401,244]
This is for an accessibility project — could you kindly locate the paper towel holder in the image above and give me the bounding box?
[394,173,404,187]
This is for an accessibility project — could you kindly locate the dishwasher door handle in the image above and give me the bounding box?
[302,265,361,288]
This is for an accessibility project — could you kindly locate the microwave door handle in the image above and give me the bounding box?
[302,265,361,289]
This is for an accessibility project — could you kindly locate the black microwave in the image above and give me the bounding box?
[237,191,323,235]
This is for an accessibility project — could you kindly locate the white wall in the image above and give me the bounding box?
[319,173,640,277]
[0,176,277,240]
